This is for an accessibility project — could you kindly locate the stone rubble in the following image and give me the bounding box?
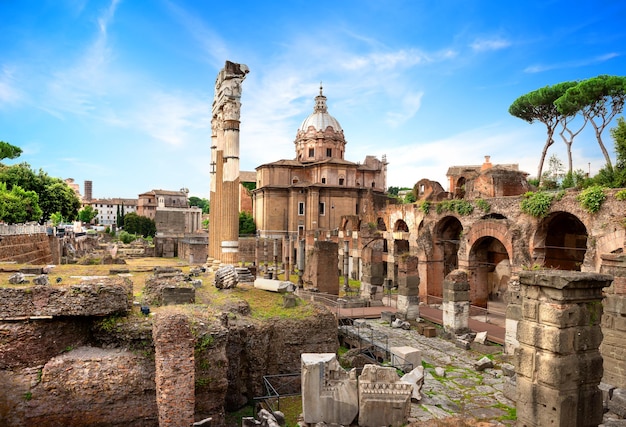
[344,319,515,425]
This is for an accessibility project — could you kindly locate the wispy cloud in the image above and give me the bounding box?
[0,65,23,106]
[163,0,230,68]
[524,52,620,73]
[470,37,511,52]
[385,91,424,127]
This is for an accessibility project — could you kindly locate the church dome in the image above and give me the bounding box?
[298,86,343,132]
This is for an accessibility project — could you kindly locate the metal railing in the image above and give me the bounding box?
[425,294,506,325]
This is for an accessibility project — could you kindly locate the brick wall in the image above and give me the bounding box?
[0,234,52,264]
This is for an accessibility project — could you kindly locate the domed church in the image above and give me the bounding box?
[252,86,389,239]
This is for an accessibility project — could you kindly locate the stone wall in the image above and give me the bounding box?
[0,233,52,264]
[515,270,611,427]
[0,278,133,319]
[0,280,338,426]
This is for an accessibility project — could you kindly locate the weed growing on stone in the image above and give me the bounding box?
[23,391,32,401]
[493,403,517,421]
[577,185,607,213]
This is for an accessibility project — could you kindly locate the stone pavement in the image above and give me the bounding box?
[344,319,516,426]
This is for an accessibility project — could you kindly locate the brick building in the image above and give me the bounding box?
[252,86,389,239]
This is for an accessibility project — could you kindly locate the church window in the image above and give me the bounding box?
[319,202,325,215]
[339,178,345,185]
[298,202,305,216]
[321,177,326,184]
[308,148,314,157]
[326,148,332,157]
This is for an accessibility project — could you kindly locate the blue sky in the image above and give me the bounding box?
[1,0,625,199]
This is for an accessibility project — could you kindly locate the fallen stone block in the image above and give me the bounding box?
[608,388,626,418]
[501,363,516,377]
[33,274,49,286]
[381,311,396,324]
[455,339,471,350]
[401,366,425,401]
[474,331,488,344]
[474,356,494,371]
[435,367,446,377]
[8,272,27,284]
[391,346,422,372]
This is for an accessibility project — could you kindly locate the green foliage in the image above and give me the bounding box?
[202,218,209,229]
[403,192,416,203]
[49,212,63,227]
[419,201,430,215]
[520,191,554,218]
[239,211,256,235]
[387,186,400,196]
[123,212,156,237]
[610,116,626,187]
[0,141,22,160]
[557,75,626,171]
[577,185,606,213]
[561,169,588,189]
[188,196,210,214]
[0,182,43,224]
[436,200,474,216]
[78,205,98,223]
[118,230,137,244]
[0,162,80,223]
[475,198,490,213]
[23,391,32,401]
[616,189,626,201]
[241,182,256,192]
[195,334,215,352]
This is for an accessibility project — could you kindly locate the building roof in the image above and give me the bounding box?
[240,171,257,183]
[298,85,343,133]
[138,189,189,197]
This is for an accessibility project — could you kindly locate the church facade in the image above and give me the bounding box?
[252,87,389,239]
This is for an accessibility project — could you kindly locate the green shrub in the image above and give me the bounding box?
[475,198,490,213]
[436,200,474,216]
[577,185,606,213]
[419,201,430,215]
[520,191,554,218]
[616,189,626,201]
[118,230,136,244]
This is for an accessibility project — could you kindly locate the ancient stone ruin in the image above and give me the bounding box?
[301,353,413,427]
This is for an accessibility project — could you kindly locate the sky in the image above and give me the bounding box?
[1,0,625,199]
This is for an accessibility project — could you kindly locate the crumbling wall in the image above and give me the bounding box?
[0,233,52,264]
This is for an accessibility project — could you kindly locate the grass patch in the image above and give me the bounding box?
[494,403,517,421]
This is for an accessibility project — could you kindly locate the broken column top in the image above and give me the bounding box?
[519,270,613,290]
[301,353,336,365]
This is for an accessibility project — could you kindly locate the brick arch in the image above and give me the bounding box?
[394,219,409,232]
[465,220,514,263]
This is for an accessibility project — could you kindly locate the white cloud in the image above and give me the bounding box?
[0,65,23,106]
[385,91,424,127]
[470,38,511,52]
[524,52,621,73]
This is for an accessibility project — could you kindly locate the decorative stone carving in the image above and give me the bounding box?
[358,364,412,427]
[301,353,358,426]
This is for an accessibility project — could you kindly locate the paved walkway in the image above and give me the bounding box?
[337,301,506,345]
[341,318,515,425]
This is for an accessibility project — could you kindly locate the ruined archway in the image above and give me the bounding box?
[468,236,510,308]
[533,212,587,271]
[455,177,466,199]
[391,219,410,287]
[428,216,463,300]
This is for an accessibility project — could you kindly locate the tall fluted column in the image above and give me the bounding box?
[209,61,249,265]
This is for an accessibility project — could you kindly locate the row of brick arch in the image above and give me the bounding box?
[365,212,590,308]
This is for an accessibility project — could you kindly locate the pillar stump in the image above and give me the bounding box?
[442,269,470,335]
[396,255,419,320]
[515,271,612,427]
[153,313,195,427]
